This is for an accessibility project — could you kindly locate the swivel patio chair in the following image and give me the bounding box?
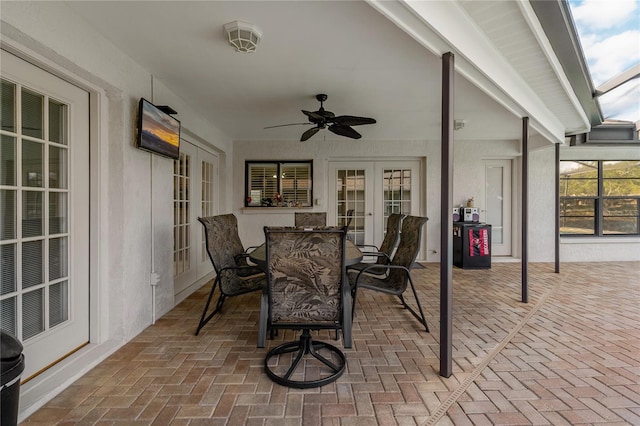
[259,226,349,388]
[294,212,327,227]
[349,215,429,332]
[195,214,266,336]
[347,213,405,276]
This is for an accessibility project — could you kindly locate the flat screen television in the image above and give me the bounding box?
[136,98,181,159]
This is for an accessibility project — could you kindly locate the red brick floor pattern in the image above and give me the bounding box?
[23,262,640,425]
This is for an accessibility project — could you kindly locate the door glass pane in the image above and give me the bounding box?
[23,140,44,187]
[49,281,69,327]
[49,99,68,145]
[383,169,411,217]
[49,237,68,280]
[201,160,214,262]
[23,288,44,339]
[49,146,68,189]
[337,169,366,245]
[23,191,44,237]
[174,152,191,276]
[22,240,44,289]
[1,190,16,240]
[1,80,16,132]
[0,297,17,336]
[486,166,504,243]
[22,88,44,139]
[1,243,16,295]
[1,135,16,185]
[49,192,68,234]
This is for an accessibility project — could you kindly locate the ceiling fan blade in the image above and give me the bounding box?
[264,122,313,129]
[302,110,325,122]
[329,115,377,126]
[300,126,320,142]
[328,124,361,139]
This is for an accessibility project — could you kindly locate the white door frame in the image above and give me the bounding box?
[1,50,90,380]
[328,159,422,253]
[173,139,218,301]
[483,159,513,257]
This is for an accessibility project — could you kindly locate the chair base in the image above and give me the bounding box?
[264,329,346,388]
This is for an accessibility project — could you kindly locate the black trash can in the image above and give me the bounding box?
[1,331,25,426]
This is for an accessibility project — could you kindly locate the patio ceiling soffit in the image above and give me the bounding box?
[366,0,591,144]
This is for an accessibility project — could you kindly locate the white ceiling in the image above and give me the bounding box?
[64,1,527,143]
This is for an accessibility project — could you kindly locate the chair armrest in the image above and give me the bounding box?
[357,244,380,251]
[354,264,410,283]
[359,252,391,262]
[219,264,265,278]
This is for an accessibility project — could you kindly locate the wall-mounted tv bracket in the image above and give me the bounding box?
[156,105,177,115]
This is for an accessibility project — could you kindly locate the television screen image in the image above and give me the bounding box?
[137,98,181,159]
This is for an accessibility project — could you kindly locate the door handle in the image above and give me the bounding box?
[367,213,373,216]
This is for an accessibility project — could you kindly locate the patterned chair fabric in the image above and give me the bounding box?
[200,214,262,276]
[348,215,429,332]
[195,215,266,335]
[348,213,405,273]
[266,227,343,324]
[259,226,349,388]
[294,212,327,227]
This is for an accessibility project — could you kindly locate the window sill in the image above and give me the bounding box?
[241,207,313,214]
[561,236,640,244]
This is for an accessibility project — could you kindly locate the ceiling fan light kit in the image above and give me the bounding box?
[265,94,376,142]
[224,20,262,53]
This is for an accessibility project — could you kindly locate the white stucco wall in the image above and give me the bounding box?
[233,138,530,262]
[1,1,234,345]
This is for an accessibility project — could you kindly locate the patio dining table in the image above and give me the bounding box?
[250,237,363,349]
[248,238,363,267]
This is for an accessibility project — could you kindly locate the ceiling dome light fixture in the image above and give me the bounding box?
[224,20,262,53]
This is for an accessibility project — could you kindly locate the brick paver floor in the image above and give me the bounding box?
[22,262,640,425]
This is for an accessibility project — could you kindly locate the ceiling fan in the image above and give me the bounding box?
[265,94,376,141]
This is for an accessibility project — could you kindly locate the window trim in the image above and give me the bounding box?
[244,160,313,208]
[560,160,640,237]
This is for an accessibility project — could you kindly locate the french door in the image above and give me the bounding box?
[173,140,218,297]
[0,50,90,380]
[328,160,421,250]
[484,159,512,256]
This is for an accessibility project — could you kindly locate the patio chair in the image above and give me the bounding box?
[259,226,349,388]
[294,212,327,227]
[195,214,266,336]
[347,213,405,275]
[349,215,429,332]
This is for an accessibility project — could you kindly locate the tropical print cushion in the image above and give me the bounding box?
[266,228,344,324]
[199,214,258,271]
[199,215,265,295]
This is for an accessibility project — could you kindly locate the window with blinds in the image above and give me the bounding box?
[245,161,313,207]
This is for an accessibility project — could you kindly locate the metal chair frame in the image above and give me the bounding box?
[259,226,349,388]
[195,215,266,336]
[350,216,429,332]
